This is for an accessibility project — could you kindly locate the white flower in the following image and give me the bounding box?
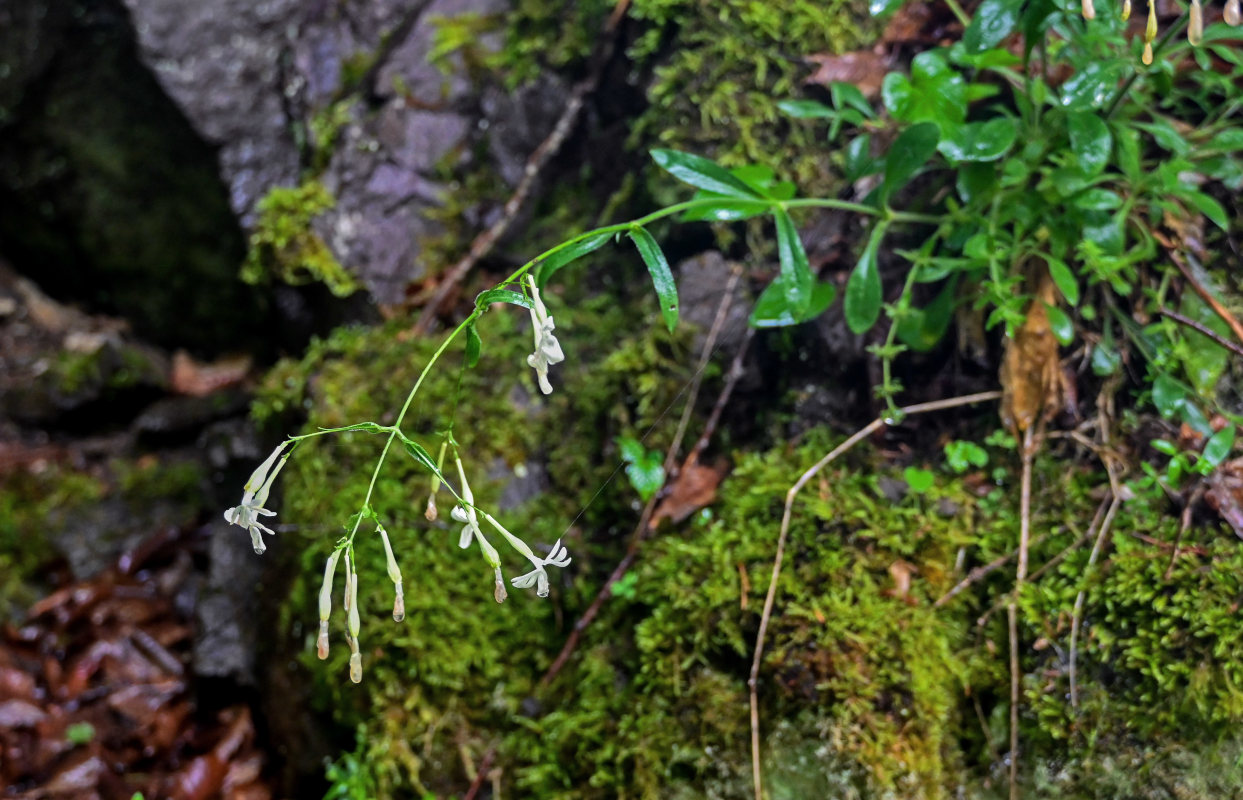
[525,275,564,395]
[223,441,291,554]
[480,509,572,599]
[453,458,502,571]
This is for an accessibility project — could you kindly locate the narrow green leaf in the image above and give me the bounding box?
[651,149,763,199]
[537,233,612,288]
[475,288,534,310]
[1202,426,1235,468]
[1152,373,1186,418]
[1185,190,1229,230]
[678,198,770,223]
[402,439,438,473]
[1043,302,1074,346]
[1046,258,1080,306]
[777,99,836,119]
[896,279,956,351]
[773,207,813,316]
[830,82,874,117]
[845,223,888,334]
[628,227,679,332]
[465,323,482,368]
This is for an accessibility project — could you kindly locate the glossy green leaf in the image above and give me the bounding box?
[750,275,803,328]
[773,207,813,311]
[537,232,613,288]
[883,122,941,200]
[475,288,533,310]
[882,52,966,126]
[628,227,679,332]
[1059,63,1121,110]
[1047,258,1080,306]
[963,0,1024,53]
[1152,373,1187,418]
[1068,112,1113,175]
[1202,426,1235,468]
[1073,188,1122,210]
[1091,340,1120,376]
[464,322,482,368]
[896,280,956,351]
[845,223,888,334]
[844,134,878,181]
[1043,302,1074,346]
[778,99,836,119]
[651,149,762,199]
[617,436,665,501]
[678,198,771,222]
[938,118,1017,162]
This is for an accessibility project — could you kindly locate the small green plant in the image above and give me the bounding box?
[241,181,357,297]
[617,436,666,501]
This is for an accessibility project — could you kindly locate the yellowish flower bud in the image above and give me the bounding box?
[1142,40,1154,63]
[1188,0,1203,44]
[1082,0,1096,19]
[424,494,438,521]
[1227,0,1241,25]
[1121,0,1131,19]
[1145,0,1158,42]
[317,620,330,660]
[349,651,362,683]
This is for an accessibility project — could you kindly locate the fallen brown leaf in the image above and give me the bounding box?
[1000,271,1066,433]
[171,350,252,396]
[650,456,728,528]
[804,49,892,98]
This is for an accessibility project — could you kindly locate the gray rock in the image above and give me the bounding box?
[120,0,519,305]
[193,519,264,682]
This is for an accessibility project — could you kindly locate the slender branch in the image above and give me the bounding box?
[1157,307,1243,358]
[1006,425,1035,800]
[747,389,1003,800]
[1068,488,1122,710]
[934,530,1054,608]
[1154,230,1243,345]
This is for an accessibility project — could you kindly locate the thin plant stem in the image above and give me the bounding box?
[1008,424,1036,800]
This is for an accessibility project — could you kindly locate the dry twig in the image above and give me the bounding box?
[747,390,1003,800]
[1157,307,1243,359]
[1007,425,1036,800]
[1154,230,1243,346]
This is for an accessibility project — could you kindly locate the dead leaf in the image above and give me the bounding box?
[804,49,892,98]
[171,350,251,396]
[887,560,918,599]
[650,456,728,528]
[1000,271,1066,433]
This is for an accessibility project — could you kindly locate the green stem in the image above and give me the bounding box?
[942,0,972,28]
[337,193,942,541]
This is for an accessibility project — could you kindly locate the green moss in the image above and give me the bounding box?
[241,180,357,297]
[0,468,103,617]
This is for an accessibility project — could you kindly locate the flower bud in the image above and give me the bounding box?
[349,651,362,683]
[1187,0,1203,44]
[378,524,402,590]
[1227,0,1241,25]
[1144,0,1158,42]
[392,582,405,622]
[1142,40,1154,64]
[1120,0,1131,19]
[424,494,438,521]
[1082,0,1096,19]
[319,550,342,622]
[317,620,330,659]
[493,567,507,604]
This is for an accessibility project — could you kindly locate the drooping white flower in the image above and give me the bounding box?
[453,457,504,599]
[317,548,342,660]
[480,510,572,599]
[223,441,292,554]
[524,275,564,395]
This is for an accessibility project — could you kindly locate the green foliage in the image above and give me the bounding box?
[617,436,665,501]
[241,181,357,297]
